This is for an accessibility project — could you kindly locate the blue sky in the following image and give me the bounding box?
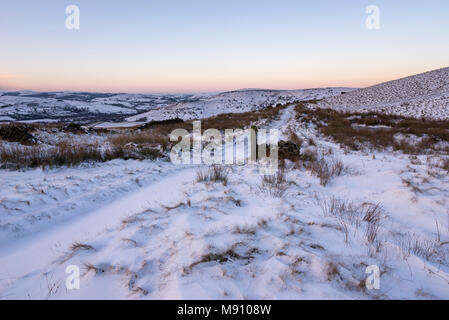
[1,0,448,92]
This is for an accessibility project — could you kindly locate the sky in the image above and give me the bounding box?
[1,0,448,93]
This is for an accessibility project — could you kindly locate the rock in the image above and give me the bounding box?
[0,125,37,144]
[122,142,163,160]
[65,123,87,134]
[278,140,300,161]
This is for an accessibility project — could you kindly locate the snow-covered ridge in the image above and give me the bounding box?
[0,88,353,124]
[318,67,449,120]
[125,88,353,122]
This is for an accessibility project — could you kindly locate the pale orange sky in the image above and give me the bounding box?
[1,1,448,93]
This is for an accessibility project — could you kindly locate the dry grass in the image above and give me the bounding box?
[0,133,166,169]
[288,129,303,148]
[196,165,230,185]
[325,261,340,281]
[400,233,441,261]
[318,196,386,252]
[295,103,449,154]
[1,104,287,170]
[300,153,346,186]
[232,225,257,235]
[61,241,95,263]
[198,104,285,132]
[0,141,115,169]
[260,170,287,198]
[70,242,94,253]
[108,130,171,152]
[188,247,254,273]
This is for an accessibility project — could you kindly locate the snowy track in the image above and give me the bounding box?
[0,167,196,278]
[1,106,449,299]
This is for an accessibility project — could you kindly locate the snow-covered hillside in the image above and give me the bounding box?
[318,67,449,120]
[0,88,352,124]
[0,91,209,123]
[126,88,353,122]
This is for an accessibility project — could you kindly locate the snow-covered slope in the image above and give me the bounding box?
[318,67,449,120]
[126,88,353,122]
[0,91,209,123]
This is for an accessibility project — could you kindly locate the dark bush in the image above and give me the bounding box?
[0,124,37,144]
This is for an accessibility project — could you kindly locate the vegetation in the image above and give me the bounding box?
[295,103,449,154]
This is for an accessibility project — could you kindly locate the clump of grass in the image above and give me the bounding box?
[318,196,387,251]
[232,225,257,235]
[62,242,95,263]
[188,248,254,273]
[70,242,94,253]
[260,171,287,198]
[121,214,142,227]
[302,155,346,186]
[196,165,230,185]
[325,261,340,281]
[400,233,440,261]
[83,263,103,275]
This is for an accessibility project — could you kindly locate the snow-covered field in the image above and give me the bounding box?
[1,105,449,299]
[318,67,449,120]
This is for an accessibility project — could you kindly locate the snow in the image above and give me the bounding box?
[1,105,449,300]
[318,67,449,120]
[91,121,146,129]
[126,88,353,122]
[0,91,209,123]
[0,116,14,122]
[0,88,352,124]
[1,68,449,299]
[16,119,60,124]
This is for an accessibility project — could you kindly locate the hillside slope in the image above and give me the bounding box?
[318,67,449,120]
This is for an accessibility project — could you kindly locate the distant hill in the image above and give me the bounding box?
[0,88,353,123]
[126,88,353,122]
